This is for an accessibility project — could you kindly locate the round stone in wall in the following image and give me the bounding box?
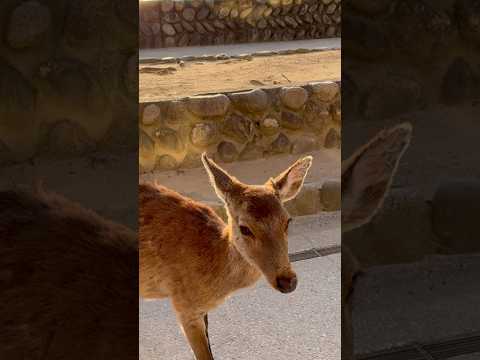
[310,81,339,102]
[261,117,280,135]
[7,1,51,49]
[162,23,176,36]
[268,0,281,6]
[281,111,303,130]
[326,26,336,37]
[292,136,318,154]
[190,123,218,147]
[222,113,254,143]
[164,37,176,47]
[163,12,181,23]
[269,133,291,154]
[197,7,210,20]
[178,33,189,46]
[191,0,203,8]
[304,101,330,131]
[154,128,180,152]
[186,94,231,117]
[230,8,239,18]
[155,154,178,171]
[140,129,155,153]
[240,8,253,19]
[182,8,196,21]
[175,1,185,11]
[326,3,336,14]
[142,104,161,125]
[324,128,340,148]
[161,0,174,13]
[229,89,269,113]
[217,141,238,162]
[279,87,308,110]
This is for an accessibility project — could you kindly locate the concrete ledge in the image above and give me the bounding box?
[140,46,340,64]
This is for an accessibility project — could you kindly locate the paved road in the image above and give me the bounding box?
[139,37,340,60]
[140,213,341,360]
[353,254,480,356]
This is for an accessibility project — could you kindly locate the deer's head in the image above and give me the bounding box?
[202,154,312,294]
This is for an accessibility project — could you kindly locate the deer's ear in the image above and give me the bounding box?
[271,156,312,202]
[201,153,240,203]
[342,122,412,233]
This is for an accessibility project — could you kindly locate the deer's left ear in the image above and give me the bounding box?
[269,156,312,202]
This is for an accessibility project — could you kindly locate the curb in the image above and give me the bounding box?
[139,46,340,65]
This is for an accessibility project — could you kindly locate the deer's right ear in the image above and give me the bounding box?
[201,153,239,202]
[342,123,412,233]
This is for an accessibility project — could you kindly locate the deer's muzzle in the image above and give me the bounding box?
[275,273,298,293]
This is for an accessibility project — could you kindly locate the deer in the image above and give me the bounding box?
[139,153,313,360]
[0,186,138,360]
[341,122,413,360]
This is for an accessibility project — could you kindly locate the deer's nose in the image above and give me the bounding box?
[276,274,297,293]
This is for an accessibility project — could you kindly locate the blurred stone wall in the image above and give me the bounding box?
[343,0,480,123]
[0,0,138,165]
[139,0,341,48]
[139,81,341,172]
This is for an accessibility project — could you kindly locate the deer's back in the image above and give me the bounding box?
[0,189,138,360]
[139,183,228,301]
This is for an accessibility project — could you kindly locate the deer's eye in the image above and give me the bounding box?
[240,225,254,237]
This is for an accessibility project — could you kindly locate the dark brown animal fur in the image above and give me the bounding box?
[0,188,138,360]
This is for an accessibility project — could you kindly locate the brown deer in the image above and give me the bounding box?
[139,153,313,360]
[0,186,138,360]
[341,122,413,360]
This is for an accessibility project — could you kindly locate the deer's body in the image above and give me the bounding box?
[0,188,138,360]
[140,154,312,360]
[139,183,261,311]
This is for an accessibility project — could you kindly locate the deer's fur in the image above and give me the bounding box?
[341,122,413,360]
[139,154,312,360]
[0,187,138,360]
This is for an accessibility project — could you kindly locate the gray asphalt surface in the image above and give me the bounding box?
[353,254,480,355]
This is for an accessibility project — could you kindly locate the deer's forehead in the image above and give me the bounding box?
[241,192,287,222]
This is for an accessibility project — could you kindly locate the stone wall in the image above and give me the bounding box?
[343,0,480,122]
[139,81,341,172]
[0,0,137,164]
[139,0,341,49]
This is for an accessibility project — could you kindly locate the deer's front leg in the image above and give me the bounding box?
[179,315,214,360]
[204,314,213,356]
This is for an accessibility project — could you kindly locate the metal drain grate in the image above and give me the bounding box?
[289,245,340,262]
[358,332,480,360]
